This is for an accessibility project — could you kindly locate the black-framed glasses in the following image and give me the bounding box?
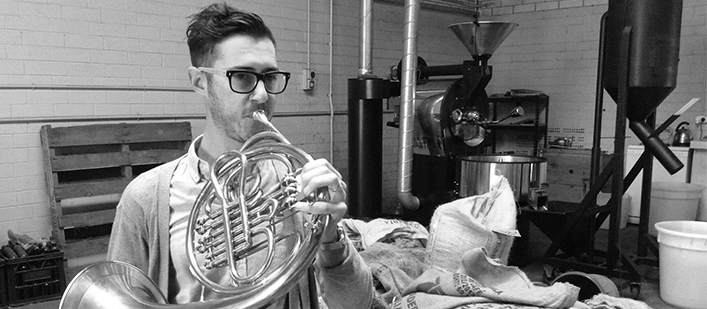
[198,67,291,94]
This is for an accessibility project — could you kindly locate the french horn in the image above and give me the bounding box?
[59,110,331,308]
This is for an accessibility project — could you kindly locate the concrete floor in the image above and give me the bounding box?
[7,224,685,309]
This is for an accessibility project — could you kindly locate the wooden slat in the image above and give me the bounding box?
[63,237,111,259]
[51,149,187,171]
[46,122,192,147]
[41,122,192,261]
[54,179,131,200]
[41,125,66,245]
[59,209,116,228]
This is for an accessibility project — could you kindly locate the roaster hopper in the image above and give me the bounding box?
[404,21,520,225]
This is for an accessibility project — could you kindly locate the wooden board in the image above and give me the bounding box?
[545,148,612,186]
[40,122,192,264]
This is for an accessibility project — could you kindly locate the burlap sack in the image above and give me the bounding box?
[425,176,518,271]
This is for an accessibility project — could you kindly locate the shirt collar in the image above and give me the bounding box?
[184,135,210,183]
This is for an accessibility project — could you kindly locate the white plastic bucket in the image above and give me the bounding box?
[655,221,707,308]
[648,182,703,236]
[598,193,630,230]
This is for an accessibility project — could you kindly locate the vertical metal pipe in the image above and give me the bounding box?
[347,0,386,217]
[590,12,607,190]
[359,0,374,77]
[397,0,421,210]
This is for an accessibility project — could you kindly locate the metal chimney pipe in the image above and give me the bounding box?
[397,0,421,210]
[348,0,388,217]
[359,0,374,77]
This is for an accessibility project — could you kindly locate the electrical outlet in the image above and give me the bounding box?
[302,69,315,91]
[696,115,707,124]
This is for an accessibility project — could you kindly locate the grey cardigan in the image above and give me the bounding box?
[106,158,374,309]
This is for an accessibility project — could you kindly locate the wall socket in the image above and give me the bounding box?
[302,69,315,91]
[696,115,707,124]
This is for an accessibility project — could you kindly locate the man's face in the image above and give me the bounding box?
[205,36,279,144]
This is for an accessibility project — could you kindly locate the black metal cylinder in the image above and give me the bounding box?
[347,77,389,218]
[602,0,683,121]
[629,120,683,174]
[419,64,465,77]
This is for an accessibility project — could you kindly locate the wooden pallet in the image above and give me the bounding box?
[40,122,192,270]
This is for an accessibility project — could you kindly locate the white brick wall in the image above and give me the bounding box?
[1,0,706,245]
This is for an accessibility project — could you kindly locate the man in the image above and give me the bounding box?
[107,3,374,308]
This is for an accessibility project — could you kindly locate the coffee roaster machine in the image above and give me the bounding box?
[347,0,522,222]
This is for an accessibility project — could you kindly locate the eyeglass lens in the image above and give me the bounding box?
[230,71,289,94]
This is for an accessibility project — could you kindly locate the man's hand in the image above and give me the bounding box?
[292,158,347,243]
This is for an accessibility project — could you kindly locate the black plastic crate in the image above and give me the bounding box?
[5,251,66,306]
[1,256,7,308]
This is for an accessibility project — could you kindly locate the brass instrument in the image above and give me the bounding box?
[59,110,330,308]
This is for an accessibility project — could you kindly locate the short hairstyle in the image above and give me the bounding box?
[186,3,276,67]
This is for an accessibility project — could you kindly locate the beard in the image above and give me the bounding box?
[206,84,269,144]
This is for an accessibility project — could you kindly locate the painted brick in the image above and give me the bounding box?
[68,63,106,77]
[0,164,12,179]
[131,104,164,115]
[55,104,97,117]
[140,40,173,54]
[0,148,27,164]
[0,135,12,151]
[65,34,103,49]
[514,4,536,13]
[53,76,94,85]
[100,9,138,25]
[91,22,128,37]
[12,161,44,177]
[104,37,142,52]
[27,90,69,104]
[94,103,132,116]
[91,50,129,64]
[5,15,50,31]
[15,189,48,205]
[21,30,64,47]
[51,47,92,62]
[129,77,164,87]
[48,18,91,35]
[62,5,101,22]
[137,13,171,28]
[126,0,169,15]
[92,77,131,85]
[89,0,128,10]
[105,64,142,78]
[492,6,514,15]
[560,0,584,9]
[141,66,178,79]
[536,1,560,11]
[128,52,163,66]
[0,124,28,135]
[126,25,161,40]
[12,133,40,148]
[583,0,608,6]
[12,103,55,118]
[0,193,18,209]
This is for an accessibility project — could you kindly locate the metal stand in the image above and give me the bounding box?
[542,23,639,281]
[543,15,686,285]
